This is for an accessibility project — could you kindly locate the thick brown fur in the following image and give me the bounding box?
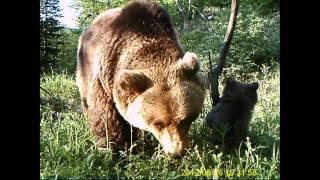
[206,79,259,151]
[76,1,205,158]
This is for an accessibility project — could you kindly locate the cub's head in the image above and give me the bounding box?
[206,79,259,128]
[222,79,259,107]
[114,52,205,158]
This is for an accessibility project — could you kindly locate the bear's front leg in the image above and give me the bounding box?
[86,77,137,150]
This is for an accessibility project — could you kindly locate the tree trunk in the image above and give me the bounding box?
[182,14,188,31]
[208,0,239,106]
[175,0,192,31]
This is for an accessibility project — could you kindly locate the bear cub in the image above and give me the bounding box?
[206,79,259,150]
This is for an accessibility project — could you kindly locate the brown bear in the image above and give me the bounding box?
[206,79,259,150]
[76,1,205,158]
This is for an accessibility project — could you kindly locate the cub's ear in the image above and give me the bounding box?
[118,70,151,93]
[247,82,259,91]
[177,52,200,74]
[223,78,238,93]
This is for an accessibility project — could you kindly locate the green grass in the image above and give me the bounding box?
[40,68,279,179]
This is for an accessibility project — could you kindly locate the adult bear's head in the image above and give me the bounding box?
[113,52,205,158]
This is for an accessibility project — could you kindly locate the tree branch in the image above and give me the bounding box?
[187,0,191,15]
[209,0,239,106]
[191,5,214,20]
[175,0,185,14]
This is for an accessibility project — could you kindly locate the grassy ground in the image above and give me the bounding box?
[40,68,279,179]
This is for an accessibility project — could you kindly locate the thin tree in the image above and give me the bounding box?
[208,0,239,106]
[175,0,192,31]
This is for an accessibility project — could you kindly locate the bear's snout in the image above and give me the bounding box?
[158,128,188,159]
[164,141,186,159]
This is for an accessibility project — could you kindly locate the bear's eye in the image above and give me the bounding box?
[154,122,165,130]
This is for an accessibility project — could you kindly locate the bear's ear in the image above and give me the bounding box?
[118,70,151,93]
[247,82,259,91]
[223,78,238,93]
[177,52,200,74]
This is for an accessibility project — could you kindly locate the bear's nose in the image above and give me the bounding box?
[165,142,186,159]
[168,151,184,159]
